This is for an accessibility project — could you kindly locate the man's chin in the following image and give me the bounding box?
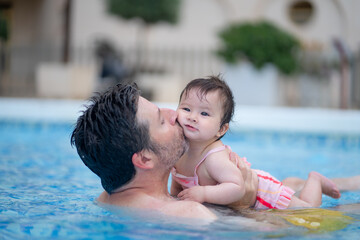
[181,139,189,157]
[175,122,188,157]
[177,130,188,158]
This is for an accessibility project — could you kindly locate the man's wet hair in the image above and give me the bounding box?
[71,84,157,194]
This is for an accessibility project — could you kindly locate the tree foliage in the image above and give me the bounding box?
[217,21,300,75]
[0,12,9,42]
[106,0,180,25]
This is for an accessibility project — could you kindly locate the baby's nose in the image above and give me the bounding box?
[188,112,197,122]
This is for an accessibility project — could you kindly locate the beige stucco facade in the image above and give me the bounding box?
[1,0,359,106]
[72,0,360,51]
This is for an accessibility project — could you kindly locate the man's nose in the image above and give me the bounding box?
[163,108,177,125]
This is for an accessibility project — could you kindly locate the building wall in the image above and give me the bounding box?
[10,0,65,54]
[71,0,360,51]
[69,0,360,105]
[1,0,70,97]
[2,0,359,105]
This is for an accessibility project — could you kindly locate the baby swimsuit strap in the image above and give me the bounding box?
[193,145,231,185]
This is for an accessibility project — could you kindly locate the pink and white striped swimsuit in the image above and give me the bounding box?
[253,169,295,209]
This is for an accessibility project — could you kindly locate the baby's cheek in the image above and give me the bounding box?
[176,109,182,115]
[176,111,185,124]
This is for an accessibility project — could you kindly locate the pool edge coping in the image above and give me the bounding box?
[1,97,360,134]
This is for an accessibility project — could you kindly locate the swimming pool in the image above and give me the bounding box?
[1,98,360,239]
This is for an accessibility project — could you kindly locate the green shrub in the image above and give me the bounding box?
[107,0,180,25]
[0,12,9,42]
[217,21,300,75]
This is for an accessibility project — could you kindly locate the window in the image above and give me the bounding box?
[288,0,314,25]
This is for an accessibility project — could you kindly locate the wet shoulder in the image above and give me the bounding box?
[162,200,217,219]
[203,142,231,165]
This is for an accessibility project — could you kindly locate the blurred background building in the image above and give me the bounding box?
[0,0,359,109]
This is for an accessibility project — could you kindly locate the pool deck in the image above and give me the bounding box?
[1,97,360,134]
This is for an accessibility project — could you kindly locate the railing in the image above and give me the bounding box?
[90,45,224,82]
[0,45,359,109]
[351,49,360,109]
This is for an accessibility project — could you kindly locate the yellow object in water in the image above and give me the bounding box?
[269,208,355,233]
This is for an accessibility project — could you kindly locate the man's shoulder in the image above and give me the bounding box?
[97,190,216,219]
[161,200,216,219]
[98,191,109,203]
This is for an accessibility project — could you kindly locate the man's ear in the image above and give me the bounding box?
[216,123,229,138]
[132,150,155,169]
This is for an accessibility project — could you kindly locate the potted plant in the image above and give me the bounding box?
[217,21,300,106]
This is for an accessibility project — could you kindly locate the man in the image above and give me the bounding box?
[71,83,256,220]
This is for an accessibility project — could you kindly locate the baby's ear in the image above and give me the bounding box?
[216,123,229,138]
[131,150,155,169]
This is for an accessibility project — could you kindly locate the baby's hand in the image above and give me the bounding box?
[177,186,206,203]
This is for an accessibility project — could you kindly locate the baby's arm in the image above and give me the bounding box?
[178,151,246,205]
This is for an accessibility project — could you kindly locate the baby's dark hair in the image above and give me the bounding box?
[179,75,235,132]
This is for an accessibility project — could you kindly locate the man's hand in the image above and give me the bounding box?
[229,152,256,208]
[177,186,206,203]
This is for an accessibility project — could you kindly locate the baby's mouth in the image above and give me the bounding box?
[184,124,197,131]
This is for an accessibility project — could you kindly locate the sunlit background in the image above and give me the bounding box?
[0,0,359,109]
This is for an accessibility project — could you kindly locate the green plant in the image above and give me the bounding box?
[107,0,180,25]
[217,21,300,75]
[0,12,9,42]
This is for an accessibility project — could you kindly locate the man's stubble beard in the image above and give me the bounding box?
[157,125,188,170]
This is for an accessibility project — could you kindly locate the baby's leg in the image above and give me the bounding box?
[282,177,304,192]
[299,172,340,207]
[331,176,360,191]
[283,175,360,193]
[287,195,312,208]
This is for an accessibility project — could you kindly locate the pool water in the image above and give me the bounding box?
[1,120,360,239]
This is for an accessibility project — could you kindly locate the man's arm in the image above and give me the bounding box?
[229,152,257,208]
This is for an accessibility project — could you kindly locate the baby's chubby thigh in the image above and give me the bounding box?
[288,195,312,208]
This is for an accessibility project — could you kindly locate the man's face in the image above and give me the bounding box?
[136,97,187,169]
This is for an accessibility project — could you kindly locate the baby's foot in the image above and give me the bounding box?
[311,172,341,199]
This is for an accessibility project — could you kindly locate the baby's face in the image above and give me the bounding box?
[177,88,224,142]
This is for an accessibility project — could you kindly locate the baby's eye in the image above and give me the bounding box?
[201,112,209,116]
[183,107,190,112]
